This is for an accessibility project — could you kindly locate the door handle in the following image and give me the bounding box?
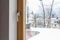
[17,11,21,22]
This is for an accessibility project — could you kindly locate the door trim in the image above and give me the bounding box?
[23,0,26,40]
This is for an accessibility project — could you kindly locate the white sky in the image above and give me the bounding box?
[26,0,60,13]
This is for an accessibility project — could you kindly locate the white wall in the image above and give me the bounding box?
[9,0,17,40]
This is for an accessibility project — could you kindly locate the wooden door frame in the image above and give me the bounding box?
[23,0,26,40]
[17,0,25,40]
[17,0,26,40]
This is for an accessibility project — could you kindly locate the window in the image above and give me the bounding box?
[25,0,60,40]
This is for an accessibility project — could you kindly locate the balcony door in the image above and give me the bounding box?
[17,0,60,40]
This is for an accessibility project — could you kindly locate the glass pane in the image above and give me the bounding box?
[25,0,60,40]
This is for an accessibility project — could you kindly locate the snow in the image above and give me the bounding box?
[28,28,60,40]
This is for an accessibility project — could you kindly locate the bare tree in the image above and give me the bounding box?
[40,0,45,27]
[31,11,37,27]
[34,14,37,27]
[27,6,29,24]
[26,6,31,29]
[31,11,40,27]
[48,0,54,28]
